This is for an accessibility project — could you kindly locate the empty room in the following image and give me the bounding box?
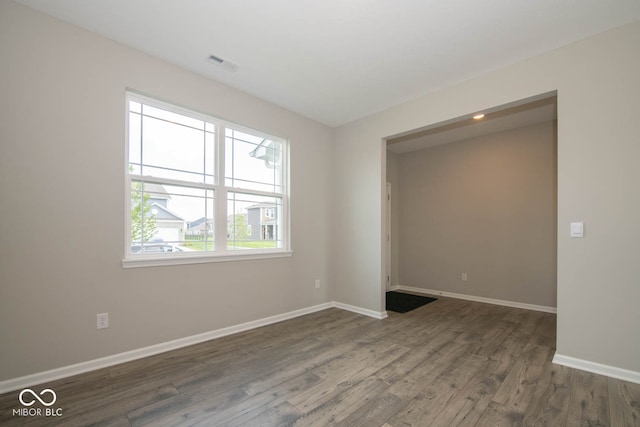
[1,1,639,426]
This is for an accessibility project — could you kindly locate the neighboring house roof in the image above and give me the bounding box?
[150,202,183,221]
[187,217,213,229]
[144,182,171,200]
[247,203,276,210]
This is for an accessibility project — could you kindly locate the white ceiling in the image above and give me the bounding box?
[14,0,640,127]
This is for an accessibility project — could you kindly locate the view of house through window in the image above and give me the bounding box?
[126,93,288,259]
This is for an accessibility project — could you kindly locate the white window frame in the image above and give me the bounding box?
[123,92,291,268]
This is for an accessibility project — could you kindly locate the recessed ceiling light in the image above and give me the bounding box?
[206,54,239,72]
[473,113,485,120]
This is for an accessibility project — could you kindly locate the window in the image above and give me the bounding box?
[125,93,289,266]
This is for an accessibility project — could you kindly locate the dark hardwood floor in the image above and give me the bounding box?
[1,296,639,426]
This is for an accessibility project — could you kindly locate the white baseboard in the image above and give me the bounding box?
[553,353,640,384]
[391,285,557,314]
[0,300,386,394]
[333,301,388,320]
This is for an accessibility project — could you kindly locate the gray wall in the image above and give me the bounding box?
[0,2,333,381]
[391,122,557,307]
[334,20,640,373]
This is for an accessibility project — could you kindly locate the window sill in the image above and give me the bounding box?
[122,250,293,269]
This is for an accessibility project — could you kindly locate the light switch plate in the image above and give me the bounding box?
[570,222,584,238]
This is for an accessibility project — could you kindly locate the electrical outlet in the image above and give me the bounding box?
[97,313,109,329]
[315,279,321,289]
[461,273,468,281]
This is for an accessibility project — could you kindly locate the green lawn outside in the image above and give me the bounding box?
[182,241,214,251]
[230,240,277,249]
[182,240,277,250]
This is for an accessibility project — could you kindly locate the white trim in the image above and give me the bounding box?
[553,353,640,385]
[122,250,293,268]
[227,187,287,200]
[392,285,557,313]
[0,301,385,393]
[131,175,218,192]
[386,182,391,292]
[333,302,388,319]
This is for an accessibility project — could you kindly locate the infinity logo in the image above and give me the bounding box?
[18,389,57,407]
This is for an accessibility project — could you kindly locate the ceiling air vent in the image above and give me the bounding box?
[206,54,239,72]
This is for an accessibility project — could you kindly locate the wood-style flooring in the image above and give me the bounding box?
[1,296,639,426]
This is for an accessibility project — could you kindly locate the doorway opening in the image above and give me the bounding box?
[383,92,558,313]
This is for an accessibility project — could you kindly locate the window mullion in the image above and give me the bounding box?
[129,175,216,191]
[203,126,210,249]
[283,139,290,249]
[138,106,145,246]
[215,122,227,251]
[226,188,287,199]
